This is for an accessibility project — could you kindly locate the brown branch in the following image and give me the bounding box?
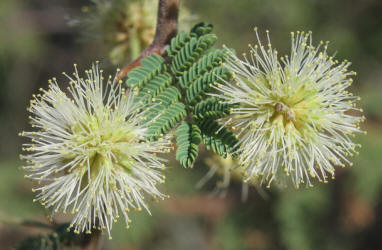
[117,0,179,81]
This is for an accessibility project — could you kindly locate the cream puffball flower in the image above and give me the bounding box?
[20,63,171,238]
[213,30,365,188]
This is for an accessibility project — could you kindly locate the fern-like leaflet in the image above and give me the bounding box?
[125,22,238,167]
[175,122,202,167]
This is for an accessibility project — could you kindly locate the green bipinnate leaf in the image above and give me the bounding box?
[125,22,237,166]
[175,122,202,168]
[143,86,181,121]
[178,49,229,89]
[126,54,165,87]
[197,119,239,158]
[185,66,231,104]
[170,34,217,76]
[135,72,172,104]
[147,102,186,141]
[193,97,234,119]
[166,22,213,59]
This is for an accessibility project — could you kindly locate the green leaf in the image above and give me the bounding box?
[185,66,231,105]
[197,119,239,158]
[147,102,186,141]
[167,31,192,59]
[144,87,181,122]
[135,73,172,104]
[175,122,202,167]
[124,22,239,167]
[193,97,234,119]
[178,49,229,89]
[140,53,164,68]
[190,22,213,37]
[166,22,213,59]
[125,54,165,88]
[170,34,218,76]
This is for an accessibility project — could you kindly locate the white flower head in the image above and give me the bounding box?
[20,63,172,238]
[214,29,365,189]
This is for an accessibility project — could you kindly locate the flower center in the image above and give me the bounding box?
[274,103,296,122]
[67,111,138,178]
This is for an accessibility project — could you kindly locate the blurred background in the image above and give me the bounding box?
[0,0,381,249]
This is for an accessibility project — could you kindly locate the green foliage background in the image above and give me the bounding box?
[0,0,381,249]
